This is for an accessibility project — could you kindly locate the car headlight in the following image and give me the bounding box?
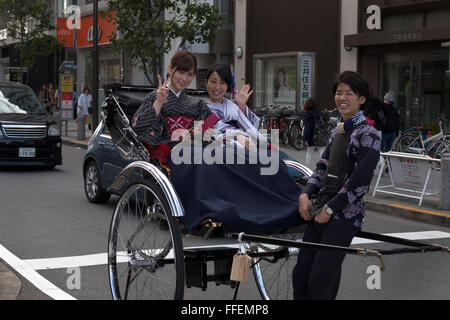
[48,124,60,136]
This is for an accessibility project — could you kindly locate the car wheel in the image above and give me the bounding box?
[84,160,111,203]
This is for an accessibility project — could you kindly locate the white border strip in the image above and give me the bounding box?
[23,231,450,271]
[0,243,76,300]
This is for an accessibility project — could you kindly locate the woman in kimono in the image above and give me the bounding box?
[132,50,215,164]
[206,64,260,147]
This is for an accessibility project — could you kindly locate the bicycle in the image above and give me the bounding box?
[394,121,449,159]
[286,111,305,151]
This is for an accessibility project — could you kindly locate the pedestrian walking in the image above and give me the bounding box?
[293,71,381,300]
[302,97,327,170]
[78,87,92,129]
[381,90,400,152]
[39,84,49,104]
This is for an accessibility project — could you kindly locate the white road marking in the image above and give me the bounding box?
[22,231,450,271]
[0,243,76,300]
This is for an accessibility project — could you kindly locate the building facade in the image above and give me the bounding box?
[233,0,341,110]
[344,0,450,131]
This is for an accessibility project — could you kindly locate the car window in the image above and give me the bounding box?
[0,86,46,115]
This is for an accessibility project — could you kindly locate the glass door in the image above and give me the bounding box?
[383,50,449,132]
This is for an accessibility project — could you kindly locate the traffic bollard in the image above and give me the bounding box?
[440,153,450,210]
[77,115,86,140]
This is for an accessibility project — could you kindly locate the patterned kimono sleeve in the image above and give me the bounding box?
[195,99,212,121]
[245,106,261,129]
[132,92,167,145]
[326,125,381,213]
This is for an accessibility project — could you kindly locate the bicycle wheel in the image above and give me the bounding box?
[252,240,300,300]
[281,127,290,146]
[394,133,420,153]
[108,178,185,300]
[252,161,310,300]
[290,124,304,151]
[433,140,449,159]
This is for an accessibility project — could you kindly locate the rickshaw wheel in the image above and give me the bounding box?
[251,160,310,300]
[108,178,185,300]
[252,244,300,300]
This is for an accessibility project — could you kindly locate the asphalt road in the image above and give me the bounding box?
[0,145,449,300]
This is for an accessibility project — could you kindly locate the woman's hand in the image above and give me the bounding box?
[236,134,257,152]
[235,84,253,115]
[298,194,313,221]
[154,75,169,115]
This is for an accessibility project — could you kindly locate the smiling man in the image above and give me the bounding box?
[293,71,381,300]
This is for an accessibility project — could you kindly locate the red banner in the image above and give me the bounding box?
[61,92,73,101]
[77,11,116,48]
[56,18,74,47]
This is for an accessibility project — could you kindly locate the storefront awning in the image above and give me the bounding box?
[344,25,450,48]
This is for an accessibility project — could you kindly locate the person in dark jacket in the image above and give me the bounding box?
[362,96,385,132]
[381,90,400,152]
[303,98,326,170]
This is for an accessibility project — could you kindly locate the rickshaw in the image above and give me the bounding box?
[101,92,449,300]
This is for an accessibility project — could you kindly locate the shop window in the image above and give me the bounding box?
[253,52,316,110]
[383,13,423,31]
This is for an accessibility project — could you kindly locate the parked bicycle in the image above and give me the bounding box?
[284,111,305,150]
[393,120,449,159]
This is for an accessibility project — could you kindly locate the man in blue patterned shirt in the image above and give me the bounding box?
[293,71,381,300]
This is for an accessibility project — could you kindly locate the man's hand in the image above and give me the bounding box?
[314,205,332,224]
[298,194,313,221]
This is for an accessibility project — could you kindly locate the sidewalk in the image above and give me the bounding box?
[59,118,92,148]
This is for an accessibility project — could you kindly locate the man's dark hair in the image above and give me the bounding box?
[206,63,233,92]
[332,71,370,98]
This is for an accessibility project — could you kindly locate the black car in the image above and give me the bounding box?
[0,81,62,168]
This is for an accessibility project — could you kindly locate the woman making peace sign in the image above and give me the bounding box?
[132,50,213,148]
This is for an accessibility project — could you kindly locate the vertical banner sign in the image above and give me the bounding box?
[300,55,313,108]
[61,75,74,120]
[56,18,74,47]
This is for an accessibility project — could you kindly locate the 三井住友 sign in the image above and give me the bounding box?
[300,55,313,108]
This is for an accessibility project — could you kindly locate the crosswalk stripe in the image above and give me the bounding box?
[22,230,450,271]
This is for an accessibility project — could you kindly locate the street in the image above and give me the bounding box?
[0,145,449,300]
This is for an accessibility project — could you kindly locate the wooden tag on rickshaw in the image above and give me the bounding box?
[230,253,252,282]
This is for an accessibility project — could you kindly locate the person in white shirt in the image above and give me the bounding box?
[78,87,92,127]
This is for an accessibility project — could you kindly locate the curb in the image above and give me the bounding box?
[365,198,450,228]
[62,138,88,149]
[0,260,21,300]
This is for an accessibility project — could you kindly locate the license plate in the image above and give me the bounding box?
[19,147,36,158]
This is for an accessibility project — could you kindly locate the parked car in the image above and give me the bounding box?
[0,81,62,168]
[83,84,302,203]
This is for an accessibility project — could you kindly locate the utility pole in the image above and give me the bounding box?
[92,0,99,132]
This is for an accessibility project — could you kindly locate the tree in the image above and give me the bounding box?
[0,0,61,83]
[105,0,223,86]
